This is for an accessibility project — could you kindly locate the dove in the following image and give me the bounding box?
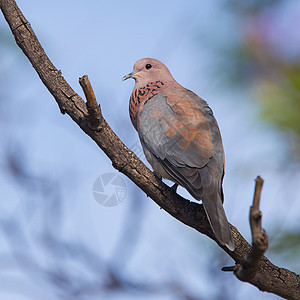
[123,58,235,251]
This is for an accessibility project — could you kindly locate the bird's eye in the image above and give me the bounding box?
[145,64,152,70]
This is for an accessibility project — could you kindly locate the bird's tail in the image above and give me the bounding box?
[202,194,235,251]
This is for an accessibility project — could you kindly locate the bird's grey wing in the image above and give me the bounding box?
[138,90,223,198]
[138,91,234,250]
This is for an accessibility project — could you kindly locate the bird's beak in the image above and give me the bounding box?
[122,71,135,81]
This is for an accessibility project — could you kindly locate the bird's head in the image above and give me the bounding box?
[122,58,174,86]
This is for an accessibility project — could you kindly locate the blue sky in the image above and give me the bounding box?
[1,1,299,299]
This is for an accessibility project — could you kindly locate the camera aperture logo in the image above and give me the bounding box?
[92,173,127,207]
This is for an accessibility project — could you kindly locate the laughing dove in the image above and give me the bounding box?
[123,58,235,251]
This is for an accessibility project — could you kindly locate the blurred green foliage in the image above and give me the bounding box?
[271,230,300,256]
[258,63,300,138]
[206,0,300,269]
[213,0,300,157]
[270,230,300,272]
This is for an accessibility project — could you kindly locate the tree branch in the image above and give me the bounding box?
[237,176,268,280]
[222,176,269,282]
[1,1,299,299]
[79,75,103,131]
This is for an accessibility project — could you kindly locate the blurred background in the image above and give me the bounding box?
[1,1,300,299]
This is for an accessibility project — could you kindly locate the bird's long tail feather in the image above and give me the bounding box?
[202,195,235,251]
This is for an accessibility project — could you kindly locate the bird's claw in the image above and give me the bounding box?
[170,183,178,193]
[153,171,162,181]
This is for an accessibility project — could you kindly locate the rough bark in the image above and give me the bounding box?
[0,1,299,299]
[234,176,269,281]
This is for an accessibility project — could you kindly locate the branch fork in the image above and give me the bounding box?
[223,176,269,282]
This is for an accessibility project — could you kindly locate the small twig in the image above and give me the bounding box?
[250,176,264,242]
[79,75,103,130]
[221,266,236,272]
[223,176,269,281]
[79,75,98,108]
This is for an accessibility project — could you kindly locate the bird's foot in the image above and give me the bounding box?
[153,171,162,181]
[170,183,178,193]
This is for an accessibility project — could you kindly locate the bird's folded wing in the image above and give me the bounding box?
[138,90,224,200]
[138,90,214,168]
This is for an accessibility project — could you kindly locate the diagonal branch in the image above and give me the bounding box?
[222,176,269,281]
[1,1,299,299]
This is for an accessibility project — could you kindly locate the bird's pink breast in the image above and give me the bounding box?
[129,81,165,129]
